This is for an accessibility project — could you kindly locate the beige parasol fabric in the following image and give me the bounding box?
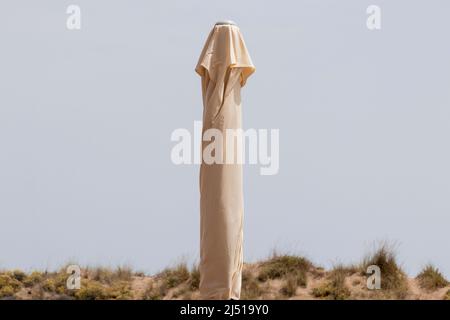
[195,22,255,300]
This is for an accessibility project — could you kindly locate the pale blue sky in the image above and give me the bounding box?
[0,0,449,277]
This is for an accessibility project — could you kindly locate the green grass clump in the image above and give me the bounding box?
[141,262,194,300]
[416,265,448,291]
[0,274,22,298]
[11,270,27,282]
[105,282,132,300]
[42,271,73,295]
[30,265,134,300]
[257,253,312,287]
[42,278,56,292]
[73,279,131,300]
[160,263,190,289]
[74,280,107,300]
[23,271,44,287]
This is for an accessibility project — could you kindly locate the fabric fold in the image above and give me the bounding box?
[195,24,255,87]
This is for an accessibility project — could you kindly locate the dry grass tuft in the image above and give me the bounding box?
[188,264,200,291]
[361,243,408,298]
[312,265,351,300]
[241,268,263,299]
[444,290,450,300]
[142,281,168,300]
[86,266,133,285]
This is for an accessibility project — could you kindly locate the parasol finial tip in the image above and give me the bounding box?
[215,20,237,26]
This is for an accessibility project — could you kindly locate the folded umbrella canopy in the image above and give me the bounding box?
[195,21,255,300]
